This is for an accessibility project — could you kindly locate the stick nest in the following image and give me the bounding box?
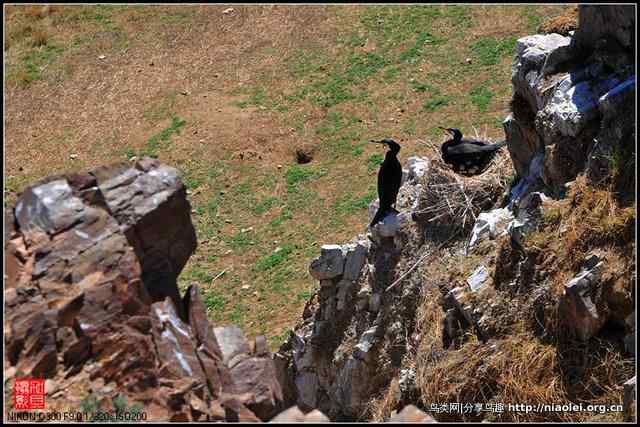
[413,131,512,231]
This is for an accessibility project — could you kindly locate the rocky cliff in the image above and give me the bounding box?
[4,158,284,422]
[274,4,636,422]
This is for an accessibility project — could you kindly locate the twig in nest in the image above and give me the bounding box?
[211,269,227,283]
[385,230,461,293]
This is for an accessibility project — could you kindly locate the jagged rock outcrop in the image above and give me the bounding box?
[558,254,607,341]
[275,157,432,420]
[3,158,284,422]
[506,4,635,199]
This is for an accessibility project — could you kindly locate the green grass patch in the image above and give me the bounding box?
[253,245,294,272]
[234,86,267,109]
[399,31,442,63]
[333,188,377,215]
[180,168,203,189]
[144,90,178,124]
[140,116,186,158]
[8,44,65,88]
[422,95,452,112]
[223,230,258,250]
[253,196,279,215]
[469,84,495,112]
[285,165,326,193]
[521,6,542,32]
[297,52,390,108]
[367,153,384,172]
[203,291,225,311]
[352,142,366,157]
[360,6,443,47]
[470,36,518,66]
[410,80,435,93]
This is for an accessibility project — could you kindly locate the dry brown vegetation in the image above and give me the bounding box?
[526,175,635,300]
[538,6,578,36]
[405,170,635,422]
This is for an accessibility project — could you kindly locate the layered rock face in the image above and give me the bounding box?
[4,159,283,421]
[506,5,635,199]
[275,157,436,420]
[502,4,635,342]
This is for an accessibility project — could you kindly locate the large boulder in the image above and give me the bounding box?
[3,158,281,421]
[506,5,635,197]
[309,245,346,280]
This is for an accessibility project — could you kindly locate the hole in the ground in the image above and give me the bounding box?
[295,148,314,164]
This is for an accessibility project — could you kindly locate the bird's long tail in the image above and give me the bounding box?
[370,206,390,228]
[493,140,508,149]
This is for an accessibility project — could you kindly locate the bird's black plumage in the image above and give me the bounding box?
[370,139,402,227]
[440,127,507,177]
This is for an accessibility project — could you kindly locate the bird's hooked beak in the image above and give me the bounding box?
[438,126,454,136]
[370,139,388,149]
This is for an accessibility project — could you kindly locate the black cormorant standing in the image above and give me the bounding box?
[440,127,507,176]
[370,138,402,227]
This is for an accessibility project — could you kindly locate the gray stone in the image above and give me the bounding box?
[536,74,621,140]
[389,405,437,423]
[405,156,430,184]
[467,207,514,252]
[624,334,635,356]
[508,192,547,246]
[467,265,489,292]
[342,240,368,281]
[304,409,330,422]
[270,406,305,423]
[356,286,371,311]
[354,326,379,360]
[309,245,346,280]
[512,33,573,112]
[295,372,319,409]
[372,211,400,238]
[503,113,543,179]
[369,293,382,313]
[213,325,251,368]
[575,5,635,52]
[14,179,85,235]
[559,261,606,341]
[598,76,635,117]
[336,279,354,312]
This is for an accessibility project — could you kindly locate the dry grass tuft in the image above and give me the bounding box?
[415,325,621,422]
[24,5,53,20]
[31,29,49,47]
[413,129,511,231]
[538,6,578,36]
[526,174,635,297]
[367,378,401,422]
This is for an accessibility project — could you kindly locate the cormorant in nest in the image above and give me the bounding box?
[440,127,507,176]
[370,138,402,227]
